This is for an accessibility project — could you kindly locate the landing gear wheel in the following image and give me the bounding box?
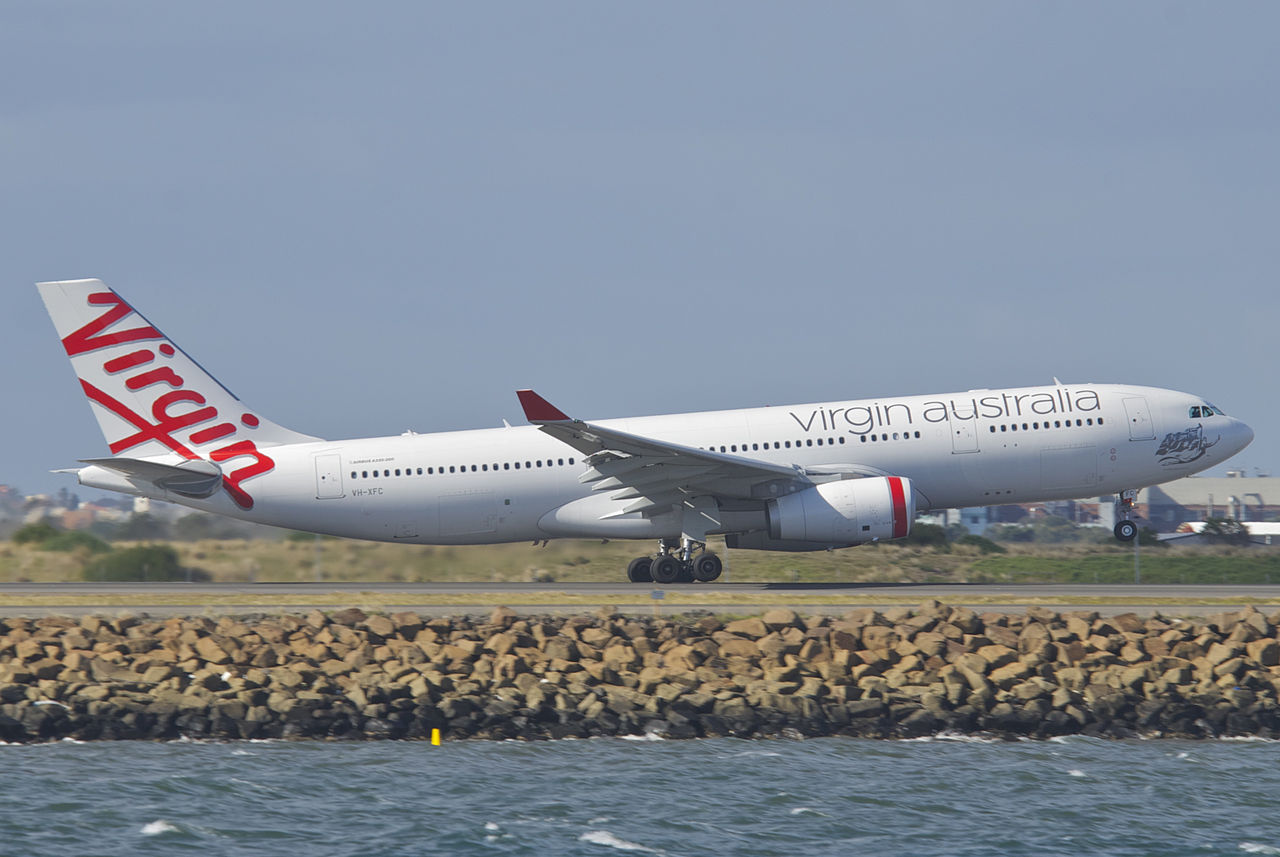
[626,557,653,583]
[650,555,681,584]
[691,552,723,582]
[1114,520,1138,542]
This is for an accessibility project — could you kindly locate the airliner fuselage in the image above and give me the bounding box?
[38,279,1254,582]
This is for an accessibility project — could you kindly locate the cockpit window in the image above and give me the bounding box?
[1203,401,1225,416]
[1189,406,1203,418]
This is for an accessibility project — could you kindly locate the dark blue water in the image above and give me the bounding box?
[3,737,1279,856]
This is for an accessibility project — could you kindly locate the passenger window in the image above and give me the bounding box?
[449,466,455,473]
[482,464,488,471]
[816,439,823,446]
[504,463,510,470]
[806,439,813,447]
[860,436,867,443]
[1098,418,1104,425]
[989,426,996,433]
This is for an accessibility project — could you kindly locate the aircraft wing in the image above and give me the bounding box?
[517,390,812,516]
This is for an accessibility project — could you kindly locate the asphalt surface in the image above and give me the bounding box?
[3,582,1279,618]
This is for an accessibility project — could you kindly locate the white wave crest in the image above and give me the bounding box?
[579,830,659,853]
[1239,843,1280,854]
[142,820,179,836]
[1067,770,1087,778]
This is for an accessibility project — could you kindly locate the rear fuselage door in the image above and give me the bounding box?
[1123,397,1155,441]
[315,453,344,499]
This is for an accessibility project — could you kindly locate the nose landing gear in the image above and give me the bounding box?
[625,538,723,584]
[1114,489,1139,542]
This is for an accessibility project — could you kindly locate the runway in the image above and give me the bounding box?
[3,581,1279,618]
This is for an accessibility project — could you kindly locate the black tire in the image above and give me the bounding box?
[1114,520,1138,542]
[650,555,681,584]
[691,553,723,582]
[626,557,653,583]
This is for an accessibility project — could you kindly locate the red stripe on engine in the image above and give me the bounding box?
[888,477,908,539]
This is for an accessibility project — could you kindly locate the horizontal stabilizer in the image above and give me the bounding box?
[80,457,224,498]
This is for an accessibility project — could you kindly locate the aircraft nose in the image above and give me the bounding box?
[1232,418,1255,454]
[1240,419,1255,448]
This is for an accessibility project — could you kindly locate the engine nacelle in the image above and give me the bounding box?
[767,476,915,544]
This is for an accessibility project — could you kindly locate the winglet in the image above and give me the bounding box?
[517,389,572,423]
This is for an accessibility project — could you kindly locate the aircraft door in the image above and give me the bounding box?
[314,453,344,499]
[949,413,979,454]
[1123,397,1155,441]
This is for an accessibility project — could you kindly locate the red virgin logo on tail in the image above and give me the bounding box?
[65,291,275,509]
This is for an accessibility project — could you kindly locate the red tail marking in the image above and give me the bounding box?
[209,441,275,510]
[62,292,163,357]
[80,380,273,509]
[125,367,184,391]
[103,350,154,374]
[190,423,237,445]
[82,381,201,459]
[888,477,909,539]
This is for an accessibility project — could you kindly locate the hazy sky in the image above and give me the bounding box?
[3,3,1277,499]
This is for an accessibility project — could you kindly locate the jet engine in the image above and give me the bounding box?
[766,476,915,544]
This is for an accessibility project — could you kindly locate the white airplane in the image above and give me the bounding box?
[38,279,1254,584]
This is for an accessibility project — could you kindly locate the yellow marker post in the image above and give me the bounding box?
[431,728,441,746]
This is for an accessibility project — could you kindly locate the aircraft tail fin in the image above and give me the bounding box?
[37,279,320,507]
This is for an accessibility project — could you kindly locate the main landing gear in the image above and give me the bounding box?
[626,538,723,584]
[1114,489,1139,542]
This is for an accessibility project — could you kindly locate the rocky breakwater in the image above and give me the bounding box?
[2,602,1280,742]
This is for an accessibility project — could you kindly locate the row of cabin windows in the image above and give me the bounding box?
[703,433,923,453]
[350,457,576,480]
[703,437,848,453]
[348,417,1106,481]
[989,417,1103,433]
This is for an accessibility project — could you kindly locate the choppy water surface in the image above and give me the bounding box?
[3,737,1280,856]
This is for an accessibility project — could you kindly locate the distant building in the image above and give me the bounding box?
[1135,472,1280,531]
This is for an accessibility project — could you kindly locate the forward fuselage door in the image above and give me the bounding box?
[314,453,344,499]
[949,412,980,454]
[1123,397,1155,441]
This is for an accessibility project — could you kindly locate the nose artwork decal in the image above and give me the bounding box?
[1156,424,1220,466]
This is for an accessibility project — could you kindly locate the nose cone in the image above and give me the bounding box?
[1238,419,1255,451]
[1225,418,1255,458]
